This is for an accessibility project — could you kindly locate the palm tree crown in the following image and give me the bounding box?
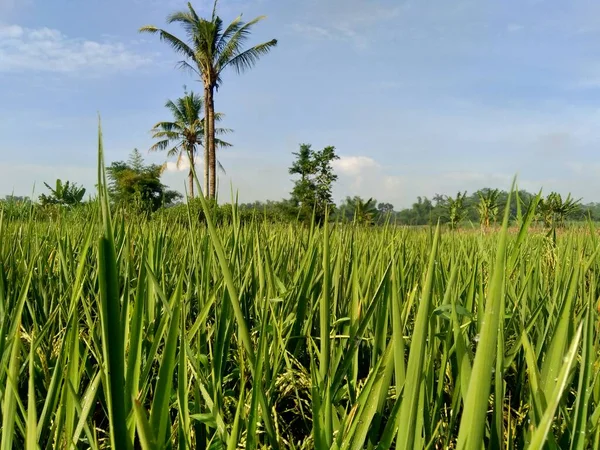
[149,89,231,198]
[140,0,277,198]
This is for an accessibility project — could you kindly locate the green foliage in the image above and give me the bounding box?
[289,143,339,223]
[107,149,182,213]
[3,187,600,448]
[140,0,277,199]
[537,192,582,229]
[39,179,86,207]
[445,191,468,229]
[149,88,232,198]
[477,188,500,228]
[154,198,298,226]
[338,196,379,225]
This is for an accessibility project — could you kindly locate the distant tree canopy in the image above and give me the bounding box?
[107,149,181,212]
[289,143,339,223]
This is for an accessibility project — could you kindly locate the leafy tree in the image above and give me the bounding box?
[476,188,500,228]
[377,202,394,215]
[140,0,277,199]
[149,89,232,198]
[289,143,339,222]
[39,179,86,207]
[107,149,182,212]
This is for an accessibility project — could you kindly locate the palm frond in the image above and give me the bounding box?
[220,39,277,74]
[217,159,226,174]
[166,10,201,41]
[211,0,219,22]
[215,15,244,55]
[151,131,182,142]
[164,99,186,122]
[139,27,195,61]
[151,121,183,133]
[214,126,234,135]
[216,16,268,70]
[176,60,201,77]
[215,138,233,148]
[167,146,184,158]
[149,140,178,154]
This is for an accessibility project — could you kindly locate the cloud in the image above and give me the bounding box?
[333,155,380,176]
[0,24,152,73]
[289,23,334,40]
[165,156,205,173]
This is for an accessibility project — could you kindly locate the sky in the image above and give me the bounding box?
[2,0,600,208]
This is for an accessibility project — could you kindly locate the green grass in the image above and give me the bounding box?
[0,129,600,449]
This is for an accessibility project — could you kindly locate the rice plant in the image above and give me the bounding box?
[0,125,599,449]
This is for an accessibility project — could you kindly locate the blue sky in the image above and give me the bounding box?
[2,0,600,207]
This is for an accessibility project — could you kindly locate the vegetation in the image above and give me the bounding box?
[538,192,582,229]
[39,179,87,207]
[107,149,181,213]
[140,0,277,199]
[3,1,600,448]
[289,143,339,223]
[149,88,232,198]
[477,188,500,228]
[2,128,600,449]
[338,196,379,225]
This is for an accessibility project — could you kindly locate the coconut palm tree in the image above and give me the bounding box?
[149,89,231,198]
[140,1,277,199]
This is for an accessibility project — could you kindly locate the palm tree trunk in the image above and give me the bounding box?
[203,85,211,198]
[203,147,209,197]
[207,85,216,200]
[188,147,195,198]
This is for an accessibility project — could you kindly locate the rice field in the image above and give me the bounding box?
[1,139,600,449]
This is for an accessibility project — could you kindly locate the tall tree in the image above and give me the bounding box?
[149,89,231,197]
[140,1,277,199]
[289,143,338,222]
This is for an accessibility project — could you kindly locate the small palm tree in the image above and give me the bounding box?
[477,188,500,228]
[355,197,378,225]
[446,191,468,229]
[342,196,378,225]
[149,90,231,198]
[140,1,277,199]
[538,192,581,229]
[39,179,86,207]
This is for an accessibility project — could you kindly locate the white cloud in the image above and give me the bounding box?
[165,156,205,173]
[0,24,152,73]
[165,159,191,172]
[333,155,379,176]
